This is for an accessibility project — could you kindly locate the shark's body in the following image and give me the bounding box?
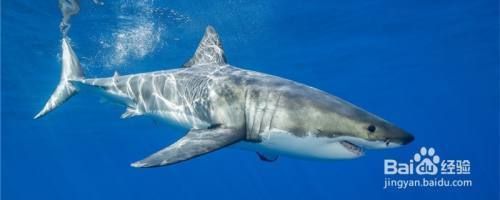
[35,26,414,167]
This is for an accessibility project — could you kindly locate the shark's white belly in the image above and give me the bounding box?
[236,129,363,160]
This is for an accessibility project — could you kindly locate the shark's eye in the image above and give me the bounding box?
[367,125,376,133]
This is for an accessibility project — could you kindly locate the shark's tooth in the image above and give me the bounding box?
[340,140,364,156]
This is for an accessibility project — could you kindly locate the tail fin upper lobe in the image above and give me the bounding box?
[34,37,84,119]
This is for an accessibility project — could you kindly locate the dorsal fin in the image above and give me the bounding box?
[183,26,226,67]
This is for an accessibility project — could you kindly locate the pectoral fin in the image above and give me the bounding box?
[121,107,141,119]
[131,127,244,168]
[257,152,279,162]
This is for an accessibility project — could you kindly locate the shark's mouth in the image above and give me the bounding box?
[340,140,364,156]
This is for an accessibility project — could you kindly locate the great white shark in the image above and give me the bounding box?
[35,26,414,168]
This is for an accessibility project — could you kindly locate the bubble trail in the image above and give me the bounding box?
[59,0,80,36]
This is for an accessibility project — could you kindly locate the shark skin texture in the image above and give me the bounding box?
[35,26,414,168]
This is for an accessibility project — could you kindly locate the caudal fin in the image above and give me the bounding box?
[34,37,84,119]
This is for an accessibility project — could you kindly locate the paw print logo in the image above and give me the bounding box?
[413,147,440,175]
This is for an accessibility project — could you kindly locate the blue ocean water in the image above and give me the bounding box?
[1,0,498,199]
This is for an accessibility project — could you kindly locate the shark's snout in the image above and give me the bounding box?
[354,124,414,149]
[381,128,414,148]
[393,132,414,145]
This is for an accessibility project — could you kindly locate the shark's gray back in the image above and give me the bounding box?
[209,65,388,142]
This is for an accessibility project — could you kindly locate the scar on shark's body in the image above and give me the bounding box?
[35,26,414,168]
